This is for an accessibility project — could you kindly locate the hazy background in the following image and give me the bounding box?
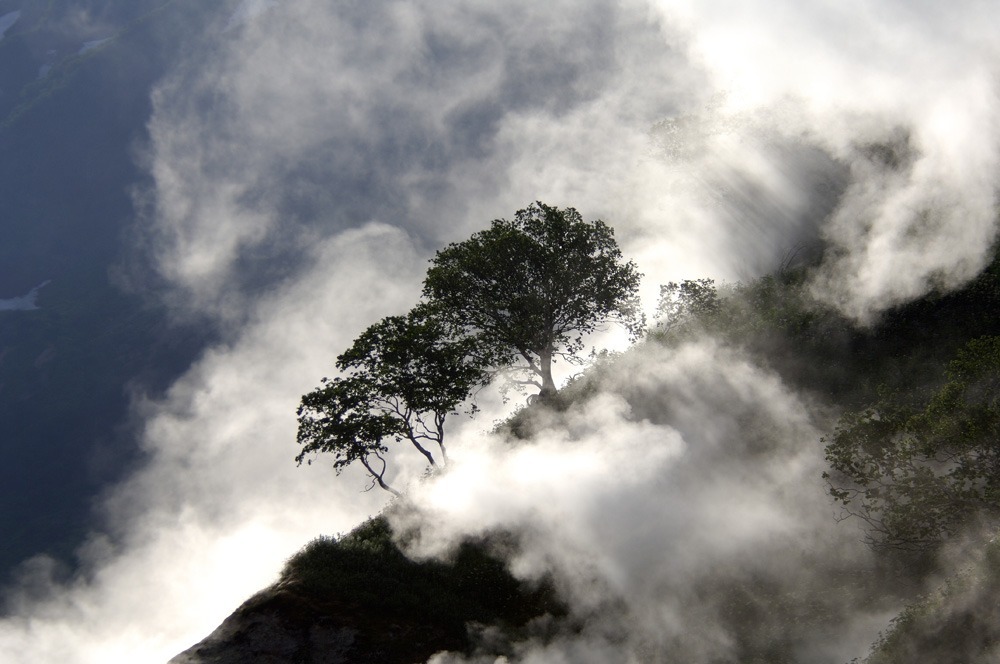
[0,0,997,661]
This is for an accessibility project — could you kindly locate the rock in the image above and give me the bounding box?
[168,580,465,664]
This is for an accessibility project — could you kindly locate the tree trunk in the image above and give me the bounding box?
[538,343,557,399]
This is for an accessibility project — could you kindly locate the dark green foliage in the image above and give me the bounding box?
[825,336,1000,549]
[423,201,643,398]
[297,305,494,493]
[335,304,498,418]
[297,375,404,492]
[698,568,878,664]
[281,516,563,649]
[861,536,1000,663]
[299,202,642,489]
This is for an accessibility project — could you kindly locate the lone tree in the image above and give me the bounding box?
[296,305,495,495]
[423,201,643,400]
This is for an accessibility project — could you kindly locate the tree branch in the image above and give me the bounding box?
[359,453,402,497]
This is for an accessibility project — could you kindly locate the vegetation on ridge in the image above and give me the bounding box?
[279,516,565,660]
[290,204,1000,661]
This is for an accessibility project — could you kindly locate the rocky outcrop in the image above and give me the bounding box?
[169,581,465,664]
[170,518,565,663]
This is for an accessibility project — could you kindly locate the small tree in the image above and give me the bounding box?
[423,201,643,400]
[297,374,405,496]
[296,305,493,495]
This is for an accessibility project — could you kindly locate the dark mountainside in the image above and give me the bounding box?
[173,242,1000,663]
[0,0,231,584]
[172,518,565,664]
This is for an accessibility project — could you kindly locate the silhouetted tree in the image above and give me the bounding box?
[296,305,495,495]
[423,201,643,400]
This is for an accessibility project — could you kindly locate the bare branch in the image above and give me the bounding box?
[359,454,401,497]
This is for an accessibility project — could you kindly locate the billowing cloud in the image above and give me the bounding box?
[649,0,1000,321]
[399,342,886,662]
[3,0,999,661]
[136,0,833,323]
[0,224,422,662]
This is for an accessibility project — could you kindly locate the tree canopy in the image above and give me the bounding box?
[423,201,643,399]
[656,278,721,335]
[296,305,495,495]
[298,202,642,493]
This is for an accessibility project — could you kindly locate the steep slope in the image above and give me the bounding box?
[177,247,1000,663]
[170,517,563,663]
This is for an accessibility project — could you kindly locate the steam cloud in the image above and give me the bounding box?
[402,342,886,662]
[1,0,998,661]
[648,0,1000,320]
